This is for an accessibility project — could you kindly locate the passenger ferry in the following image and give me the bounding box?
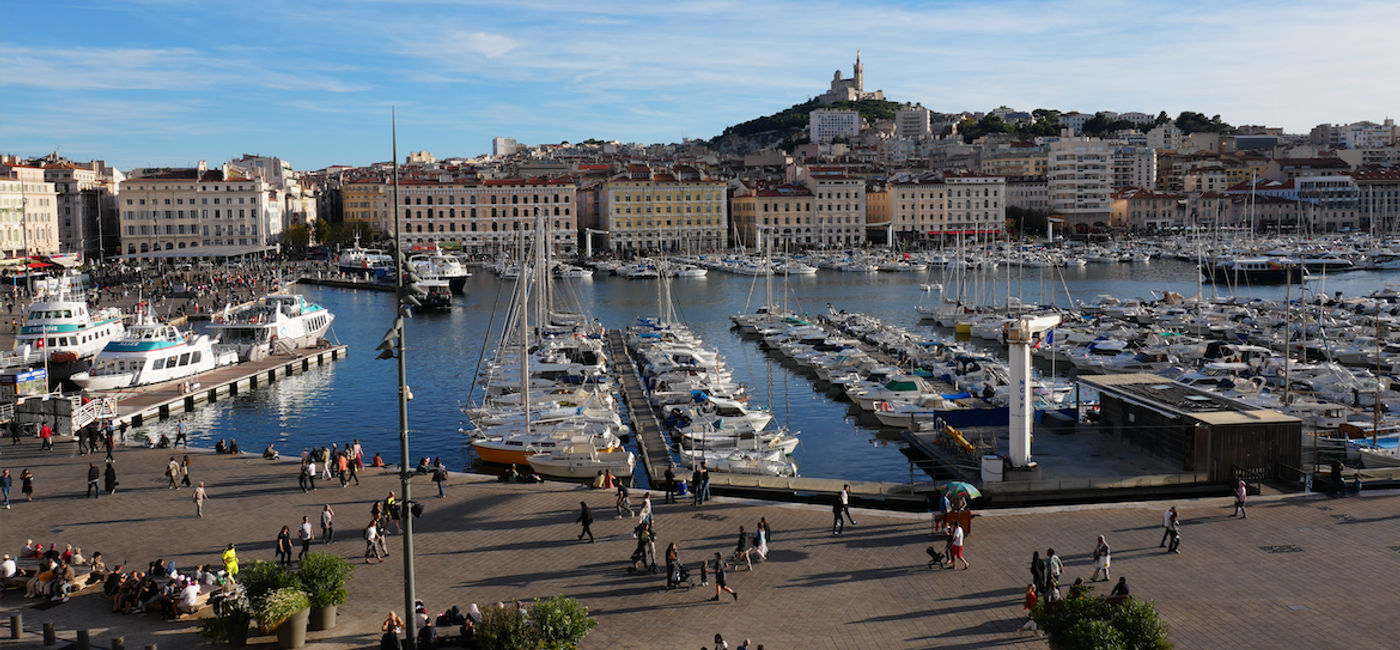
[409,253,471,293]
[208,294,335,361]
[335,237,394,276]
[16,297,125,364]
[70,307,237,391]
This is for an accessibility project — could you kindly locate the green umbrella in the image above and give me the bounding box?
[942,481,982,499]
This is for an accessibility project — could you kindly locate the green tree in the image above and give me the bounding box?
[531,595,598,649]
[1030,593,1172,650]
[281,223,311,250]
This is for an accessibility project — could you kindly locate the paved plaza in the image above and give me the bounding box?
[0,440,1396,649]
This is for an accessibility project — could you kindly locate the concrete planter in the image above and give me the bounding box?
[309,604,337,631]
[275,608,310,649]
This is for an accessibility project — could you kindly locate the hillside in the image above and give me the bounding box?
[711,98,903,152]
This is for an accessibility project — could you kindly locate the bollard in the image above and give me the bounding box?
[111,637,125,650]
[9,614,20,639]
[42,621,55,646]
[77,629,91,650]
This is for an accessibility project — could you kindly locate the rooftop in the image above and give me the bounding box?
[1078,373,1301,426]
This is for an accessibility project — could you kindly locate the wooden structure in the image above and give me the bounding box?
[1079,373,1302,481]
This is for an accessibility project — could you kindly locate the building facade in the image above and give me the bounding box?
[729,184,814,250]
[598,176,725,253]
[894,103,932,139]
[1047,137,1112,230]
[0,164,60,257]
[1110,146,1157,189]
[809,109,862,143]
[392,177,577,253]
[118,162,282,256]
[798,167,866,247]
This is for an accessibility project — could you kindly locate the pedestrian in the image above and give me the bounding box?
[374,515,390,557]
[1232,479,1248,518]
[180,455,192,487]
[1,469,10,508]
[174,418,189,448]
[758,516,772,546]
[1110,576,1130,597]
[831,499,844,536]
[320,448,332,480]
[1019,583,1040,636]
[103,461,117,495]
[1030,551,1046,596]
[104,431,115,462]
[615,483,631,519]
[166,457,180,490]
[384,491,400,533]
[840,484,858,525]
[576,501,595,543]
[432,462,447,498]
[305,460,317,491]
[638,493,653,526]
[338,452,350,487]
[39,421,53,451]
[364,520,383,564]
[700,463,712,504]
[276,526,293,566]
[347,454,360,486]
[192,481,208,517]
[690,465,704,506]
[1158,506,1176,547]
[663,464,676,504]
[298,516,314,561]
[753,520,768,561]
[353,439,364,469]
[85,462,100,499]
[714,633,729,649]
[947,521,969,569]
[1166,511,1181,554]
[321,504,335,544]
[1090,535,1111,582]
[709,552,738,601]
[731,525,753,571]
[20,468,33,501]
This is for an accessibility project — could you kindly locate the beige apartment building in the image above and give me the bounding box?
[596,175,726,253]
[118,162,282,256]
[797,166,866,247]
[393,177,578,253]
[730,184,814,249]
[0,164,61,257]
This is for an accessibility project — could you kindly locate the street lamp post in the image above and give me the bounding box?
[387,110,418,647]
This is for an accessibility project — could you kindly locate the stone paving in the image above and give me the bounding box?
[1,439,1397,649]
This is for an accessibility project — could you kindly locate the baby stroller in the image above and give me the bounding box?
[666,561,693,590]
[925,546,945,569]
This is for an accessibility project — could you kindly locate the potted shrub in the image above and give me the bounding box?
[198,582,251,647]
[296,552,354,631]
[257,587,311,649]
[239,560,298,604]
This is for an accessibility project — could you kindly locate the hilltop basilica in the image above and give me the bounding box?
[817,51,885,105]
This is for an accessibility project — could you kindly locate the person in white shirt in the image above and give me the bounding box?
[840,485,857,525]
[948,522,969,569]
[298,516,314,562]
[177,580,202,614]
[1159,506,1176,547]
[321,504,335,544]
[364,521,382,564]
[1,554,17,579]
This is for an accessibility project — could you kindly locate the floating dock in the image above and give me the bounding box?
[296,276,397,293]
[93,345,349,429]
[605,330,673,484]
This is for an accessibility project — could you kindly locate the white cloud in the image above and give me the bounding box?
[0,45,369,93]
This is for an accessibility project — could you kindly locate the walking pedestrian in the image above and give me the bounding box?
[166,457,180,490]
[831,499,844,536]
[615,483,632,519]
[321,504,335,544]
[298,516,314,561]
[192,481,208,517]
[305,460,317,491]
[1019,584,1041,636]
[364,520,383,564]
[39,421,52,451]
[663,464,676,504]
[432,462,447,498]
[1045,548,1063,600]
[180,455,192,487]
[174,418,189,448]
[1030,551,1046,596]
[840,484,858,525]
[1166,510,1182,553]
[104,431,115,462]
[1232,480,1248,518]
[1159,506,1177,547]
[700,463,712,504]
[338,452,350,487]
[576,502,595,543]
[85,463,100,499]
[103,461,117,495]
[319,448,332,480]
[353,439,364,469]
[730,526,753,571]
[638,493,653,526]
[709,552,738,601]
[753,520,768,561]
[1,469,10,508]
[347,453,360,486]
[948,521,969,569]
[276,526,293,567]
[1089,535,1111,582]
[20,468,33,501]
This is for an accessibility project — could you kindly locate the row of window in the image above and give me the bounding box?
[124,239,256,253]
[409,207,570,218]
[127,195,251,206]
[123,209,258,219]
[405,193,571,206]
[125,224,258,235]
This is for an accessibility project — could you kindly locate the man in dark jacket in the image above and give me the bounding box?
[86,463,100,499]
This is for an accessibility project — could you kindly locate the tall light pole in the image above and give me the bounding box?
[389,109,419,647]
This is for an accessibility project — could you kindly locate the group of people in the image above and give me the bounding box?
[365,491,401,564]
[275,508,331,566]
[381,600,487,649]
[3,542,100,605]
[298,441,369,491]
[102,559,208,619]
[704,633,764,650]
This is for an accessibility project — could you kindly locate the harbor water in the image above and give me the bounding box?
[136,258,1400,483]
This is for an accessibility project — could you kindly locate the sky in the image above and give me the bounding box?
[2,0,1398,170]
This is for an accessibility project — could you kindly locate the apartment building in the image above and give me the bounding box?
[1109,146,1157,189]
[393,177,577,253]
[1046,137,1112,230]
[119,162,283,255]
[597,174,725,253]
[809,109,862,143]
[0,164,60,257]
[797,166,866,247]
[729,183,814,249]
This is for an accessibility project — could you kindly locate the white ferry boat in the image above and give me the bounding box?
[16,298,125,364]
[70,308,237,391]
[336,237,394,276]
[409,253,471,293]
[208,294,334,361]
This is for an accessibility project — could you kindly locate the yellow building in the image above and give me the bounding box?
[730,184,814,249]
[600,173,726,253]
[341,180,387,230]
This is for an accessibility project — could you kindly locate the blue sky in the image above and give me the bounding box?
[3,0,1397,170]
